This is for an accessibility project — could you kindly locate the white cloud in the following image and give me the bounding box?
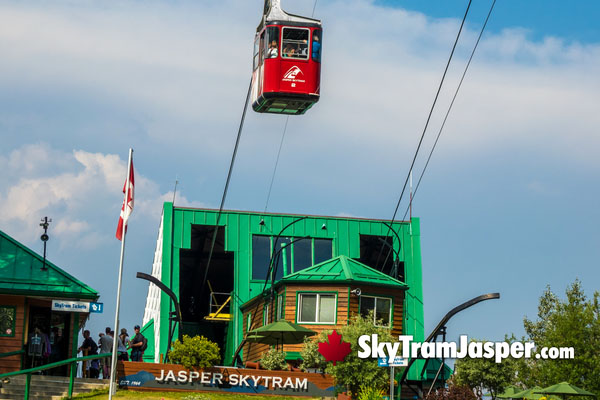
[0,0,598,170]
[0,144,201,248]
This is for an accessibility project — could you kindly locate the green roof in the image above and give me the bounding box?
[0,230,98,299]
[281,255,408,289]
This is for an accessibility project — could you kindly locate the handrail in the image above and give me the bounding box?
[0,352,111,400]
[0,352,111,379]
[0,349,24,359]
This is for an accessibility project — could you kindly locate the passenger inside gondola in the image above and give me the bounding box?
[312,33,321,61]
[267,40,278,58]
[282,27,309,59]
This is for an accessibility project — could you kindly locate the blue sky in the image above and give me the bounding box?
[378,0,600,43]
[0,0,598,349]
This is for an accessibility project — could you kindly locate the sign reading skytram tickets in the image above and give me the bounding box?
[51,300,90,312]
[117,362,335,397]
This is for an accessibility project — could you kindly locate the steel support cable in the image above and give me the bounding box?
[200,78,253,295]
[263,117,289,214]
[261,0,319,217]
[400,0,497,223]
[374,0,473,271]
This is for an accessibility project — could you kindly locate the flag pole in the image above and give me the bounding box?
[109,148,133,399]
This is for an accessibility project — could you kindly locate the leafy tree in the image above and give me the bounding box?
[168,335,220,369]
[519,280,600,395]
[453,337,518,400]
[302,312,394,397]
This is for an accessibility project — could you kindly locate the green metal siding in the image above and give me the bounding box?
[157,203,425,374]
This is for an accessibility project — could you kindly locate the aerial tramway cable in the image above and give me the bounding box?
[374,0,473,271]
[400,0,497,222]
[261,0,320,216]
[199,78,253,296]
[379,0,497,271]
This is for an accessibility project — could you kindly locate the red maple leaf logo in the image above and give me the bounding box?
[318,330,351,366]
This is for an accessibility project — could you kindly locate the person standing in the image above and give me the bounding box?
[117,328,130,361]
[78,330,98,378]
[99,327,113,378]
[128,325,146,362]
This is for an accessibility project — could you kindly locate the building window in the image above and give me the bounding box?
[313,238,333,265]
[0,306,16,337]
[276,294,284,321]
[263,304,270,325]
[360,296,392,327]
[252,235,276,281]
[247,313,252,332]
[252,235,333,280]
[298,293,336,324]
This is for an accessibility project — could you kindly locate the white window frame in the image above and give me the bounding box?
[277,294,284,321]
[264,303,270,325]
[297,293,336,324]
[360,295,392,327]
[281,27,310,60]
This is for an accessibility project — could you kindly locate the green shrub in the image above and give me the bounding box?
[321,311,394,397]
[168,334,220,370]
[358,384,385,400]
[300,335,327,372]
[260,348,288,370]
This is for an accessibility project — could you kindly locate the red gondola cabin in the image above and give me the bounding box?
[251,0,322,115]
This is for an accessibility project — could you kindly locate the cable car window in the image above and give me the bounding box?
[265,26,279,59]
[312,29,322,62]
[253,37,260,69]
[282,27,309,59]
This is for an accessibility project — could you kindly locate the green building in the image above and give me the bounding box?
[142,202,425,381]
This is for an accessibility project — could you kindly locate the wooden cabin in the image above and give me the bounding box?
[240,255,408,364]
[0,230,98,375]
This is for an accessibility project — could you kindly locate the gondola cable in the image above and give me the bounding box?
[374,0,473,270]
[401,0,497,223]
[261,0,319,218]
[379,0,497,271]
[263,117,289,215]
[199,78,253,296]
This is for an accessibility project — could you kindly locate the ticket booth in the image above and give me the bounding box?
[0,230,99,375]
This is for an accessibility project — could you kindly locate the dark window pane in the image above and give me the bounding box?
[360,297,375,319]
[252,235,271,280]
[358,235,394,272]
[313,239,332,264]
[293,238,312,272]
[299,294,317,322]
[376,298,391,327]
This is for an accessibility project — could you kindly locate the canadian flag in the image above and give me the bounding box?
[116,157,134,241]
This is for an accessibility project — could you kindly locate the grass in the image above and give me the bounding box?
[68,388,321,400]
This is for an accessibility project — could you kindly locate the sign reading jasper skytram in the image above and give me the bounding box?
[117,362,335,397]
